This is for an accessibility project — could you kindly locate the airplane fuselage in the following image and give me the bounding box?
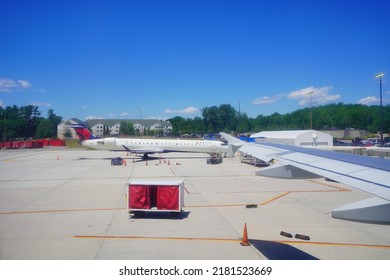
[82,137,228,155]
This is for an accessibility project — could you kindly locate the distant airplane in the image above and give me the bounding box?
[221,132,390,224]
[70,125,228,159]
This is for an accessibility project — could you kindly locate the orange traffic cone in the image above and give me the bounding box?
[240,223,250,246]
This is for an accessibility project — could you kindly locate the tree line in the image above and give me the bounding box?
[1,103,389,141]
[0,105,63,141]
[168,103,390,136]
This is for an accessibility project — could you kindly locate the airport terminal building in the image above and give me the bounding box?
[57,118,173,139]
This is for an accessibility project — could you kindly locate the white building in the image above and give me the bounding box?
[57,118,173,139]
[57,118,83,139]
[250,130,333,147]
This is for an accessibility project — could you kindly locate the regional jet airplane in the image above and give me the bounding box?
[70,125,228,159]
[221,132,390,224]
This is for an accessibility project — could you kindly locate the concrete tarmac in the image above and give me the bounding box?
[0,148,389,260]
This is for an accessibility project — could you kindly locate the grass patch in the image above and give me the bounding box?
[65,139,82,148]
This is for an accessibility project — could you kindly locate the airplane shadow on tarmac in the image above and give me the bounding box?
[249,240,319,260]
[77,156,209,162]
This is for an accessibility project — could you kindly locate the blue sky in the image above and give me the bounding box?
[1,0,389,121]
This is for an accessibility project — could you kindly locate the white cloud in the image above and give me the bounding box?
[252,95,281,105]
[288,86,341,106]
[184,107,200,114]
[0,78,32,92]
[252,86,341,107]
[18,80,31,89]
[0,99,5,108]
[164,106,200,115]
[82,106,88,109]
[30,101,52,107]
[0,78,17,92]
[358,96,379,105]
[120,112,130,117]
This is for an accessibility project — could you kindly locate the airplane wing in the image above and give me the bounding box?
[221,132,390,224]
[240,142,390,198]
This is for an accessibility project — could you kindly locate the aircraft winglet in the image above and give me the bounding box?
[219,132,245,157]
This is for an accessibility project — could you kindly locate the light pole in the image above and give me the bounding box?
[374,73,384,146]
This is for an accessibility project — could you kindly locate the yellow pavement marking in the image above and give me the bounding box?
[308,179,351,192]
[73,235,390,250]
[187,192,290,208]
[0,186,346,215]
[259,192,289,205]
[0,192,290,215]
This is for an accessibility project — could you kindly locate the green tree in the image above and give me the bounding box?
[201,106,218,133]
[201,104,239,133]
[237,113,251,133]
[119,121,135,136]
[191,116,205,135]
[217,104,237,132]
[47,109,62,132]
[103,125,110,136]
[20,105,41,138]
[1,105,65,140]
[169,116,187,135]
[36,119,54,138]
[41,109,62,138]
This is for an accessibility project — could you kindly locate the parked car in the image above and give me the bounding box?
[111,157,123,165]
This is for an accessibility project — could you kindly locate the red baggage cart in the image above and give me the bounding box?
[127,179,184,215]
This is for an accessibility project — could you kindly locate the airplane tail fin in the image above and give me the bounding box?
[68,124,99,141]
[219,132,245,157]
